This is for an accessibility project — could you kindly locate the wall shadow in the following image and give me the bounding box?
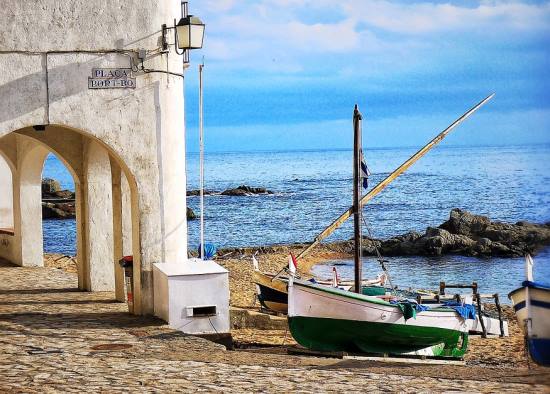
[0,311,165,330]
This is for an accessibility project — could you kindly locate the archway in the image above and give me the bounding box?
[42,153,77,257]
[0,151,16,263]
[0,152,14,230]
[0,125,142,312]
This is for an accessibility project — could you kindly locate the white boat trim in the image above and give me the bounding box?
[290,279,469,333]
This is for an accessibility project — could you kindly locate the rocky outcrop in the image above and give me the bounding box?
[365,209,550,257]
[187,190,217,196]
[187,186,274,196]
[40,178,205,222]
[42,178,61,194]
[41,179,75,219]
[42,202,75,219]
[187,207,197,220]
[221,185,273,196]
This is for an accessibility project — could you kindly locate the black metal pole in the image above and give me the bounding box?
[353,105,363,294]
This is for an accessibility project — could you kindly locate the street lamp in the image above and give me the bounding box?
[175,15,205,52]
[161,1,205,63]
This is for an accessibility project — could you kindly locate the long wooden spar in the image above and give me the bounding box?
[296,93,495,261]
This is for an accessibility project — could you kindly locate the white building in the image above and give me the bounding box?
[0,1,196,315]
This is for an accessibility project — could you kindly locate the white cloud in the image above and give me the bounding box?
[200,0,236,13]
[192,0,550,77]
[284,20,360,52]
[345,1,550,35]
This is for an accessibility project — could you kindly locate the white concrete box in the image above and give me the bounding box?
[153,259,230,335]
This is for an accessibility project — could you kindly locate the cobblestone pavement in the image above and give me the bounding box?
[1,259,549,393]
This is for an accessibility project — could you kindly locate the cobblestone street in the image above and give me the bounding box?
[1,259,549,393]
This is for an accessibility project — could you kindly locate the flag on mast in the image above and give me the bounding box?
[332,266,339,288]
[288,253,298,275]
[360,149,370,189]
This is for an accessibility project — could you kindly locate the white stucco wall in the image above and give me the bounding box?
[121,173,133,256]
[0,0,191,314]
[85,140,115,291]
[13,138,49,267]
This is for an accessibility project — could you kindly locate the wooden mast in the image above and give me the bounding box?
[353,105,363,294]
[296,93,495,261]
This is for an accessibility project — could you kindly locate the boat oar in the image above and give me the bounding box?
[295,93,495,261]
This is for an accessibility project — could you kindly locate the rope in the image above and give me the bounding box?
[208,317,219,334]
[361,215,396,294]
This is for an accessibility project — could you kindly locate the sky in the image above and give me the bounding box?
[184,0,550,152]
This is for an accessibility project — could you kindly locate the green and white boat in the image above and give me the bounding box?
[288,277,469,358]
[287,97,493,359]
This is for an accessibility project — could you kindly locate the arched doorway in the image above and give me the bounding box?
[0,125,142,313]
[0,152,14,230]
[0,150,16,263]
[42,153,77,257]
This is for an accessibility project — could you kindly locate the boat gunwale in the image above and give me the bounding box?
[508,283,550,300]
[292,279,460,315]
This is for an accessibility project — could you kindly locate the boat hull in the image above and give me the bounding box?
[289,279,469,358]
[509,283,550,366]
[253,271,288,313]
[257,283,288,314]
[289,316,467,356]
[252,270,384,314]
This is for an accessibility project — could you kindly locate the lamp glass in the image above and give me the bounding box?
[176,16,205,50]
[189,24,205,49]
[176,24,191,48]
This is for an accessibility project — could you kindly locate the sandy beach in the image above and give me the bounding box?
[43,248,547,371]
[0,252,529,392]
[213,246,536,368]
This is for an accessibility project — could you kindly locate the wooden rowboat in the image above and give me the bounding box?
[508,255,550,366]
[253,268,386,314]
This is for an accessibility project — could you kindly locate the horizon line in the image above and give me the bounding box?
[186,142,550,155]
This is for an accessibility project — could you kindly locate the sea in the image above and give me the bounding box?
[42,144,550,299]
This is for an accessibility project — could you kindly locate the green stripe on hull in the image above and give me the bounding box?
[289,316,468,359]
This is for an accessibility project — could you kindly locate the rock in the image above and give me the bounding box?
[42,202,75,219]
[42,178,75,201]
[187,186,274,196]
[379,231,424,256]
[439,208,490,236]
[42,178,61,194]
[41,178,75,220]
[221,185,274,196]
[361,209,550,257]
[417,227,476,256]
[473,237,492,254]
[489,242,512,256]
[442,209,550,255]
[187,190,217,196]
[187,207,197,220]
[361,237,382,255]
[53,190,75,199]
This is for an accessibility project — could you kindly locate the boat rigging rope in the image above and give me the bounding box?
[361,215,396,294]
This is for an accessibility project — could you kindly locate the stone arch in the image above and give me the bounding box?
[15,139,50,267]
[0,124,143,314]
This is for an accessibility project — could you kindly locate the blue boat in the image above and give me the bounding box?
[508,255,550,366]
